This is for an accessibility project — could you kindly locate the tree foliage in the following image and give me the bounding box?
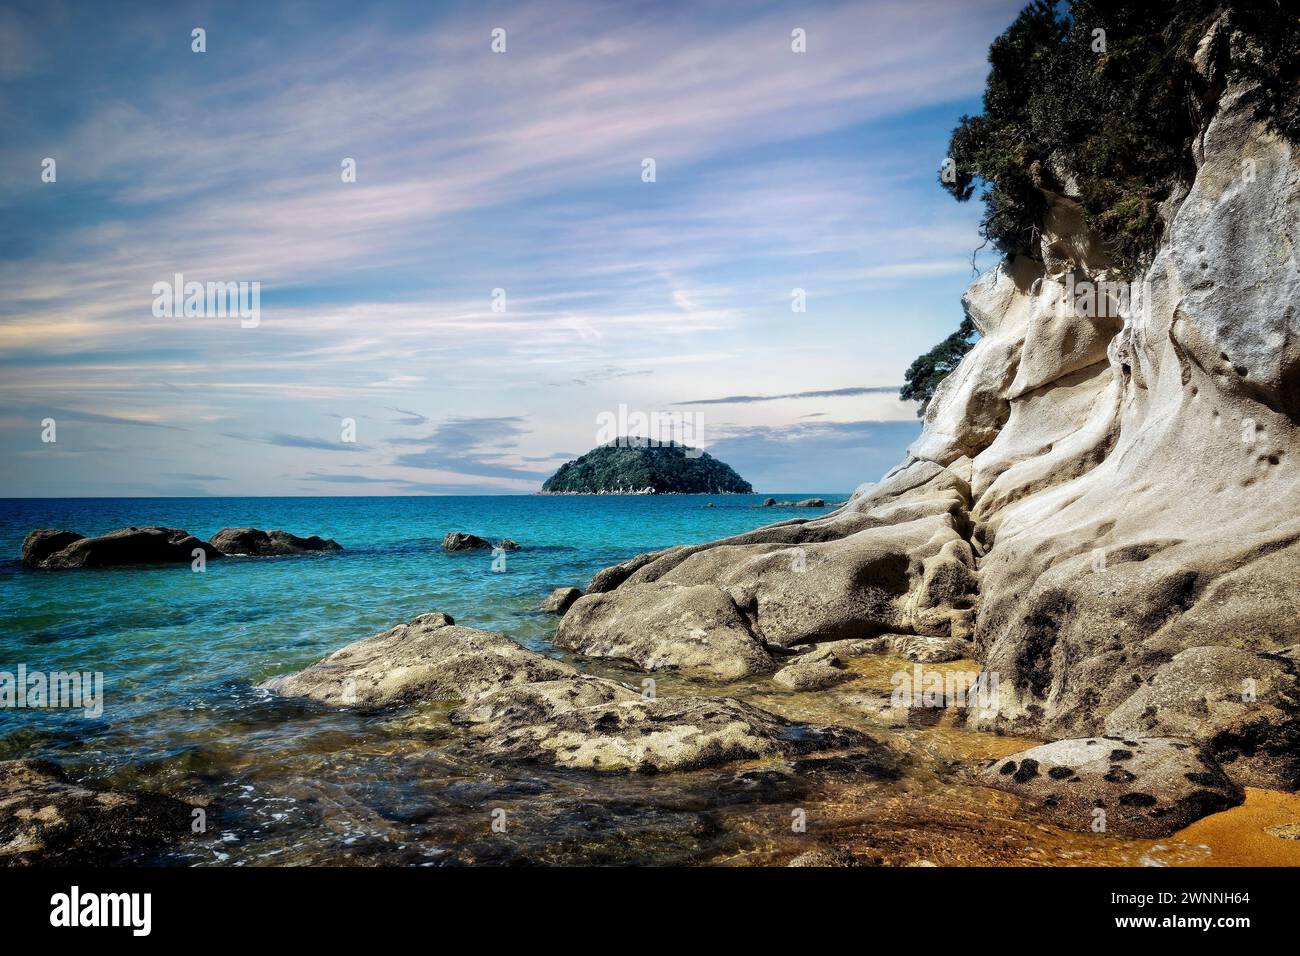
[900,317,979,417]
[541,441,753,494]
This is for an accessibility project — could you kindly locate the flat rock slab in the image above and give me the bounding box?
[977,737,1244,837]
[260,612,578,709]
[209,527,341,556]
[476,696,871,773]
[0,759,192,865]
[773,656,853,691]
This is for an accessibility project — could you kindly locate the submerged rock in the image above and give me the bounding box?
[0,759,192,865]
[540,586,583,614]
[209,527,342,556]
[773,655,853,691]
[259,611,578,709]
[977,737,1243,837]
[21,526,222,569]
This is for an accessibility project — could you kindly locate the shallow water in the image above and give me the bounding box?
[1,496,1295,866]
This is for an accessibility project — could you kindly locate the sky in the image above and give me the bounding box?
[0,0,1023,496]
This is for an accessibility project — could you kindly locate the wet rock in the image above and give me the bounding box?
[441,532,492,551]
[259,611,578,709]
[790,742,902,779]
[21,529,84,568]
[477,696,871,773]
[540,586,583,614]
[787,846,877,867]
[497,539,522,552]
[209,527,342,556]
[0,759,192,865]
[762,497,778,507]
[793,498,827,508]
[555,582,775,681]
[977,737,1243,837]
[21,526,222,569]
[773,655,852,691]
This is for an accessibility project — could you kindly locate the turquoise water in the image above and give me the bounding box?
[0,494,845,864]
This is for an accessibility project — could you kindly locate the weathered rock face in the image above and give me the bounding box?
[0,759,193,865]
[554,32,1300,797]
[977,737,1243,838]
[209,527,342,556]
[21,526,222,569]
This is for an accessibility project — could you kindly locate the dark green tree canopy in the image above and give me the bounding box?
[900,317,979,416]
[902,0,1298,416]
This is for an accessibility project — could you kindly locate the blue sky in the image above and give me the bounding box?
[0,0,1022,496]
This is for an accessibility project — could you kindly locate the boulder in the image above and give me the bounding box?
[540,586,583,614]
[209,527,342,556]
[442,532,492,551]
[497,539,522,552]
[554,582,776,681]
[21,526,222,569]
[259,612,579,709]
[1104,646,1300,790]
[793,498,827,507]
[977,737,1243,837]
[0,759,192,865]
[762,497,777,507]
[476,695,871,773]
[21,529,84,568]
[773,655,853,691]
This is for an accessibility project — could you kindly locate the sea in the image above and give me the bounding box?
[0,493,847,865]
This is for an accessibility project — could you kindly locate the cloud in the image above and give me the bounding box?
[386,407,428,426]
[674,386,901,406]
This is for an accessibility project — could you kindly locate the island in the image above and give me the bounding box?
[540,439,752,494]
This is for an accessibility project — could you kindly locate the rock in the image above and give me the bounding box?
[476,696,871,773]
[773,655,853,691]
[259,611,579,709]
[497,539,521,551]
[442,532,493,551]
[977,737,1244,837]
[787,846,875,867]
[540,586,583,614]
[793,498,827,507]
[762,497,777,507]
[209,527,342,556]
[450,677,637,728]
[0,759,192,865]
[21,526,222,569]
[1104,646,1300,790]
[554,582,776,681]
[21,529,84,568]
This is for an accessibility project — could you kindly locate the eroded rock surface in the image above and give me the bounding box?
[977,737,1243,837]
[552,33,1300,795]
[263,612,881,774]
